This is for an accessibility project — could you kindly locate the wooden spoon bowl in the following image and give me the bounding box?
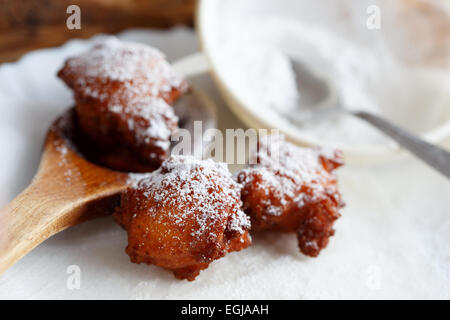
[0,108,129,275]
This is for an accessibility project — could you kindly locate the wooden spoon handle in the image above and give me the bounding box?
[0,179,70,274]
[0,174,121,275]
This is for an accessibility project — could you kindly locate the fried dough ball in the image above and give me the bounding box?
[58,37,189,169]
[237,135,344,257]
[115,155,252,281]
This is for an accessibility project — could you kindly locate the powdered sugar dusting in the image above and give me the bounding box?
[63,37,185,98]
[239,135,342,216]
[58,37,185,158]
[110,96,178,148]
[53,138,81,183]
[130,155,250,238]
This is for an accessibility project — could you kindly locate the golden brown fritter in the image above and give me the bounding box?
[58,37,189,170]
[237,135,344,257]
[115,155,252,281]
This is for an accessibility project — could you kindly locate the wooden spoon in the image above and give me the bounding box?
[0,109,129,275]
[0,80,217,276]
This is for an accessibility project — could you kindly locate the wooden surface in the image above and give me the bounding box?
[0,0,196,62]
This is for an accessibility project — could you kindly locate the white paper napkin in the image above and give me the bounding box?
[0,28,449,299]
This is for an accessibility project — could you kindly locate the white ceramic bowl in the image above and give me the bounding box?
[197,0,450,164]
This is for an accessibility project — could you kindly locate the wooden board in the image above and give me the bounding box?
[0,0,196,62]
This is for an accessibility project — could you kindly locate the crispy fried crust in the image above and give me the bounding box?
[116,156,252,280]
[58,37,189,171]
[237,135,344,257]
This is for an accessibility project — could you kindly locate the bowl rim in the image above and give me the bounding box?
[195,0,450,164]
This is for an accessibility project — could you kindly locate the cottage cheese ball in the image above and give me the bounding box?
[237,135,344,257]
[116,155,252,281]
[58,37,189,170]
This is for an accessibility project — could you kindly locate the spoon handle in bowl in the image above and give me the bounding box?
[352,110,450,180]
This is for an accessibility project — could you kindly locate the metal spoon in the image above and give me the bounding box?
[290,59,450,179]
